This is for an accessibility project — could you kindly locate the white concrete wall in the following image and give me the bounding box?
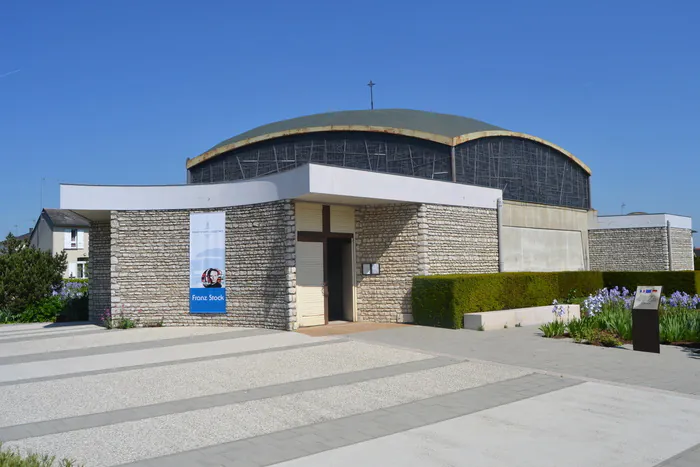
[501,201,589,272]
[502,227,585,272]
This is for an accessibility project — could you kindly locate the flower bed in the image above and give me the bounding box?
[540,287,700,347]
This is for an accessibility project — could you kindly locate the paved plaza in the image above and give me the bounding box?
[0,322,699,466]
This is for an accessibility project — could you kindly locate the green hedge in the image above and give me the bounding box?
[556,271,604,298]
[412,270,700,330]
[601,271,697,295]
[414,272,565,329]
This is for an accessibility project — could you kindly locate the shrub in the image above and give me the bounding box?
[0,442,80,466]
[413,271,700,330]
[412,276,457,328]
[595,330,622,347]
[0,234,67,316]
[695,256,700,271]
[539,320,566,337]
[659,306,700,344]
[567,318,593,342]
[602,271,697,295]
[413,272,561,329]
[556,271,604,300]
[116,318,136,329]
[17,296,65,323]
[54,280,89,322]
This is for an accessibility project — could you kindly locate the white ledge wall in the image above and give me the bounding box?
[60,164,502,211]
[592,214,692,230]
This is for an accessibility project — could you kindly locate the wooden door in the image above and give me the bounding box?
[296,241,325,327]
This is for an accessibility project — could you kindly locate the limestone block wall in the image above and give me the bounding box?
[589,228,669,271]
[355,203,499,324]
[87,220,111,322]
[109,201,295,330]
[670,228,694,271]
[355,204,420,323]
[425,205,499,275]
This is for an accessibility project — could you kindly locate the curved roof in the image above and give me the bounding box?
[211,109,505,150]
[187,109,590,174]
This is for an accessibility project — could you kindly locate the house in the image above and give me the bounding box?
[0,230,32,254]
[29,209,90,278]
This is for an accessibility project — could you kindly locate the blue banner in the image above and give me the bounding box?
[189,288,226,313]
[189,212,226,314]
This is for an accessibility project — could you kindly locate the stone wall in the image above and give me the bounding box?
[355,204,420,323]
[109,201,295,330]
[354,203,499,324]
[589,228,669,271]
[87,220,111,322]
[425,205,499,275]
[670,228,694,271]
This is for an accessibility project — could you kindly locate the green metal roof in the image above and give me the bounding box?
[210,109,505,151]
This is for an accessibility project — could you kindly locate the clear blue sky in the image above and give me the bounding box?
[1,1,698,239]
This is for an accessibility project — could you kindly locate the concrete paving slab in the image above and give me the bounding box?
[0,340,431,426]
[0,322,92,334]
[350,325,700,395]
[273,382,700,467]
[0,324,101,341]
[4,360,528,466]
[0,331,331,384]
[0,326,240,358]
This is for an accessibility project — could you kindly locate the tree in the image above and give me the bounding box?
[0,233,67,316]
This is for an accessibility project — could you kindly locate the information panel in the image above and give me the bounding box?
[632,286,662,311]
[189,212,226,313]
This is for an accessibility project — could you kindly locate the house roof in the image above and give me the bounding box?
[43,209,91,228]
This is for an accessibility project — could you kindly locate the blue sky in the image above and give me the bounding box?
[1,1,698,239]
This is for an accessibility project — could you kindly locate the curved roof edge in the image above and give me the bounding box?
[186,127,591,175]
[453,130,591,175]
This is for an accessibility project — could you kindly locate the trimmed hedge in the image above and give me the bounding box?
[412,270,700,329]
[413,271,591,329]
[601,271,697,295]
[557,271,604,298]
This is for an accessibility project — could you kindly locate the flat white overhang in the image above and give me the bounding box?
[60,164,502,219]
[591,213,692,230]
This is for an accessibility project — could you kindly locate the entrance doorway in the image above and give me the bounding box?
[295,202,356,327]
[327,238,354,322]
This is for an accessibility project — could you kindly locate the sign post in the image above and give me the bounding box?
[631,286,662,353]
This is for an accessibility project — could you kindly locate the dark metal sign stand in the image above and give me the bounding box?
[632,286,662,354]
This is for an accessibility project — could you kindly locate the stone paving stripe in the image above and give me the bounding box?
[0,323,93,335]
[120,373,581,467]
[655,442,700,466]
[0,338,348,387]
[0,328,109,344]
[0,356,458,442]
[0,328,277,365]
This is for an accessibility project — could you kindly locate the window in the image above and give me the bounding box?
[76,258,88,278]
[70,229,78,249]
